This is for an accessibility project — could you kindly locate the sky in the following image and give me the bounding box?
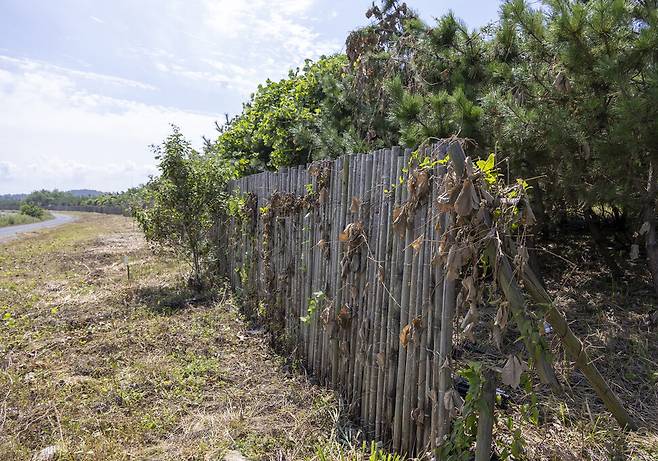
[0,0,502,194]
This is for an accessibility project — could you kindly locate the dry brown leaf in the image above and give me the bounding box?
[319,187,329,205]
[443,389,464,418]
[494,302,509,331]
[411,234,424,253]
[350,196,361,213]
[416,170,429,197]
[392,205,407,237]
[454,178,479,217]
[500,355,528,389]
[411,407,425,424]
[399,324,411,348]
[446,245,463,280]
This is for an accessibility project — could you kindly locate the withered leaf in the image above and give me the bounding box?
[411,407,425,424]
[319,187,329,204]
[443,389,464,418]
[350,196,361,213]
[494,301,509,331]
[411,234,424,253]
[392,205,408,237]
[454,178,479,217]
[446,245,463,280]
[500,355,528,389]
[399,324,411,348]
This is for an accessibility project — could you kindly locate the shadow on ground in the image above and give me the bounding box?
[130,284,213,314]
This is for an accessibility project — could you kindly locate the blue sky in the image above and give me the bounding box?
[0,0,502,193]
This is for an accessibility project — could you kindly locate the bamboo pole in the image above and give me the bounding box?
[364,150,382,431]
[385,150,404,443]
[474,369,496,461]
[393,148,413,453]
[375,148,393,441]
[401,182,422,455]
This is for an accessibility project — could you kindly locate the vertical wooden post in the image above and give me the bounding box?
[475,369,496,461]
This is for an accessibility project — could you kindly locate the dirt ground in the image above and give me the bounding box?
[0,213,352,460]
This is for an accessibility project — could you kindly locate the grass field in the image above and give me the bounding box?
[0,213,386,460]
[0,210,54,227]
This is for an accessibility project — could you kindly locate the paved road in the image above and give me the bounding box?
[0,213,77,243]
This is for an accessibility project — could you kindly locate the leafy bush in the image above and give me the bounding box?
[20,203,44,219]
[134,126,236,289]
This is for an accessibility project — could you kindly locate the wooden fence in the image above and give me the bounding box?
[220,141,637,456]
[223,143,452,454]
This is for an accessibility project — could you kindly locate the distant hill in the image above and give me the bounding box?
[0,193,27,201]
[67,189,104,197]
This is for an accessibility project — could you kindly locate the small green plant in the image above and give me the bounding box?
[475,153,497,185]
[437,362,483,460]
[301,291,325,323]
[2,311,16,328]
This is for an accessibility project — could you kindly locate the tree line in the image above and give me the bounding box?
[135,0,658,294]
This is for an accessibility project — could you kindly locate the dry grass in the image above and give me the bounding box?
[2,213,655,460]
[0,213,347,460]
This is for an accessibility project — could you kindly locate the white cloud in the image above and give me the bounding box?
[133,0,341,99]
[204,0,338,63]
[90,15,105,24]
[0,55,156,91]
[0,57,221,193]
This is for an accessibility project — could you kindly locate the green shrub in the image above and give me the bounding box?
[20,203,44,219]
